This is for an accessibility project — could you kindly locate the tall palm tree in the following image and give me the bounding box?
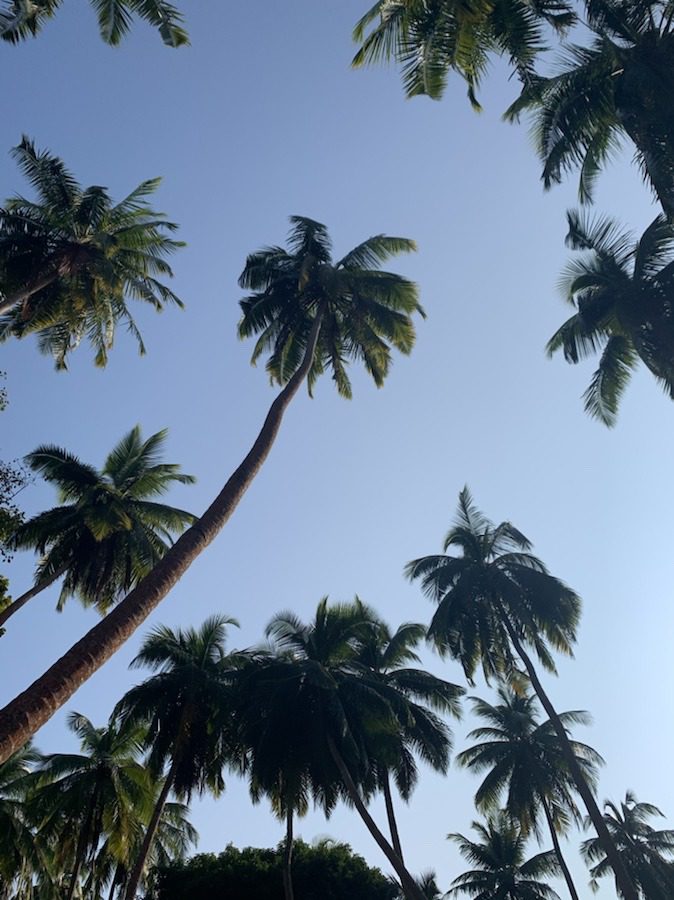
[0,137,184,368]
[457,688,603,900]
[405,487,638,900]
[506,0,674,216]
[447,811,562,899]
[0,742,40,896]
[0,216,421,770]
[353,614,463,862]
[237,598,430,900]
[29,712,152,900]
[0,426,196,629]
[113,615,244,900]
[581,792,674,898]
[0,0,188,46]
[352,0,575,108]
[547,209,674,426]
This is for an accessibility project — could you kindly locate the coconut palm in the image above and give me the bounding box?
[29,712,152,900]
[405,487,637,900]
[0,742,41,896]
[0,137,184,368]
[0,426,196,630]
[352,0,575,108]
[353,614,463,862]
[581,792,674,898]
[548,209,674,426]
[505,0,674,215]
[457,688,603,900]
[114,615,244,900]
[0,216,421,773]
[0,0,188,46]
[447,811,562,899]
[237,598,431,900]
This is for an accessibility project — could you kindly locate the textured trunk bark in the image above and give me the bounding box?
[0,305,327,764]
[282,806,295,900]
[541,794,580,900]
[0,270,60,317]
[325,736,425,900]
[0,565,67,629]
[382,770,405,863]
[497,606,638,900]
[123,757,179,900]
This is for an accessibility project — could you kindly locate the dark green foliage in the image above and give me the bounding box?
[152,839,400,900]
[0,373,27,565]
[0,0,188,46]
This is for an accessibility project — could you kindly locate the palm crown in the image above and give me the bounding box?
[549,209,674,426]
[0,137,184,368]
[0,0,188,46]
[11,426,196,613]
[238,215,422,398]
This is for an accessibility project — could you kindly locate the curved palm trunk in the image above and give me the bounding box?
[122,756,179,900]
[0,271,60,318]
[282,806,295,900]
[0,305,327,763]
[497,609,638,900]
[325,735,425,900]
[0,565,67,630]
[540,794,580,900]
[382,770,405,863]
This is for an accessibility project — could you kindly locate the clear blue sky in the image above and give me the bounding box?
[1,2,672,895]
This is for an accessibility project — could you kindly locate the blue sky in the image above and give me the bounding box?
[1,1,673,895]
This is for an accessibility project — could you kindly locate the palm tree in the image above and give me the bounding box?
[447,811,562,899]
[505,0,674,216]
[0,216,421,770]
[113,615,244,900]
[405,487,638,900]
[581,791,674,898]
[29,712,152,900]
[547,209,674,426]
[457,688,603,900]
[0,0,188,46]
[0,742,41,896]
[353,614,463,863]
[0,137,184,368]
[0,426,196,630]
[352,0,575,108]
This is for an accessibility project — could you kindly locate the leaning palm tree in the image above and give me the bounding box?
[457,688,603,900]
[0,0,188,46]
[29,712,153,900]
[447,811,562,899]
[581,792,674,898]
[548,209,674,426]
[113,615,244,900]
[405,487,637,900]
[0,426,196,629]
[505,0,674,216]
[0,137,184,368]
[0,216,421,770]
[352,0,575,108]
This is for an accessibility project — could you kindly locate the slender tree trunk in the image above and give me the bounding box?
[0,305,328,763]
[66,794,97,900]
[123,756,180,900]
[325,735,426,900]
[108,866,122,900]
[382,770,404,863]
[0,271,60,318]
[0,565,67,629]
[497,609,638,900]
[282,806,295,900]
[540,794,580,900]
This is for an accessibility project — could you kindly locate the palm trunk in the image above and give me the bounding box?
[382,770,404,863]
[282,806,295,900]
[0,565,67,630]
[0,271,60,318]
[108,866,122,900]
[325,735,425,900]
[123,756,179,900]
[66,793,97,900]
[0,304,327,763]
[540,794,579,900]
[497,608,638,900]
